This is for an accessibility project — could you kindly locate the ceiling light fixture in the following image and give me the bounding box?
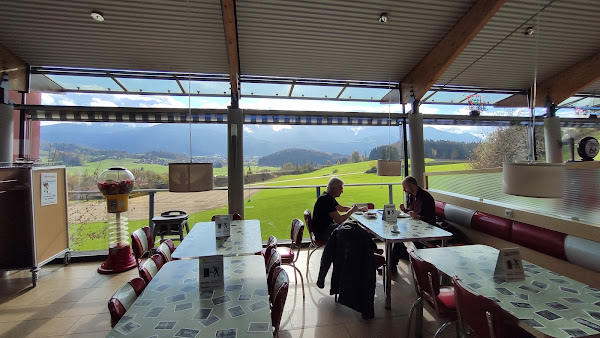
[379,13,389,23]
[91,11,105,22]
[524,26,535,36]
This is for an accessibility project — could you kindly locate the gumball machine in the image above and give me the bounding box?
[97,167,137,274]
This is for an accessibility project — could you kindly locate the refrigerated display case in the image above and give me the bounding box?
[0,164,70,286]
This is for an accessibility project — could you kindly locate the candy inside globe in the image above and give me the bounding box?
[97,167,135,195]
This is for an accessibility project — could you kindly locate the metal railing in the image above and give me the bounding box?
[68,182,404,229]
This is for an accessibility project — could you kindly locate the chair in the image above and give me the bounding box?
[366,202,375,209]
[152,210,190,244]
[270,266,289,338]
[304,209,327,275]
[108,277,146,327]
[211,213,242,221]
[258,235,278,262]
[266,248,282,292]
[453,276,523,338]
[407,250,457,338]
[156,239,176,262]
[276,218,305,299]
[138,253,166,284]
[130,227,154,269]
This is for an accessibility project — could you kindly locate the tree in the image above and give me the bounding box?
[281,162,294,171]
[350,151,361,163]
[470,126,545,169]
[369,144,401,160]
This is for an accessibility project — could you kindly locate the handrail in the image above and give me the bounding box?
[67,182,403,228]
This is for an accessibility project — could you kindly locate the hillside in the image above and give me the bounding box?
[258,148,348,166]
[41,123,481,156]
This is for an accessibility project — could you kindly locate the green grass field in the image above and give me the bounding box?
[69,159,470,251]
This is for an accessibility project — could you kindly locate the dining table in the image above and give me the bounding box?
[417,244,600,338]
[107,256,272,337]
[352,210,453,309]
[172,219,263,259]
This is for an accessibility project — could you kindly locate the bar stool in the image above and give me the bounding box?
[151,210,190,244]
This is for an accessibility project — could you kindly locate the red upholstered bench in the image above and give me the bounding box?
[435,200,446,218]
[510,221,567,260]
[471,212,512,241]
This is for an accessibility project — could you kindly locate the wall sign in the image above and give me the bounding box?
[40,172,58,206]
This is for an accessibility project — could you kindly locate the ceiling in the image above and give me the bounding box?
[1,0,600,108]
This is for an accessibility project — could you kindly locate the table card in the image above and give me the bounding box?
[214,214,232,237]
[198,255,224,290]
[383,204,398,222]
[493,247,525,281]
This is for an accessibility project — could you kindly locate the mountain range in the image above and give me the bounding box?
[40,123,481,156]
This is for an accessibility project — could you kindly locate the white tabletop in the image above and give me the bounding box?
[352,210,452,310]
[172,220,263,259]
[417,245,600,338]
[108,256,272,338]
[352,211,452,242]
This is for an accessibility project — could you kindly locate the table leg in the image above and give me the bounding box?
[385,241,392,309]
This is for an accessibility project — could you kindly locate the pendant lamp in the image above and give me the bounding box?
[502,162,564,198]
[169,162,213,192]
[168,29,214,193]
[377,80,402,176]
[377,159,402,176]
[502,12,565,198]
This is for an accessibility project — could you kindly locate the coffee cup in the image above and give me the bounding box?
[391,224,399,232]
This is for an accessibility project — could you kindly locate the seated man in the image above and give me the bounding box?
[391,175,436,272]
[312,177,367,242]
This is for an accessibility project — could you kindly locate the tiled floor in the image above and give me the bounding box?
[0,246,456,338]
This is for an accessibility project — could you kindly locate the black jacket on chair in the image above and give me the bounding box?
[316,221,376,319]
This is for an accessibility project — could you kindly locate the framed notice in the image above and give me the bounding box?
[198,255,224,290]
[494,247,525,281]
[383,204,398,222]
[214,214,232,237]
[40,172,58,206]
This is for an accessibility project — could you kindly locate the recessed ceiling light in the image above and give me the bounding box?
[91,11,104,22]
[524,26,535,36]
[379,13,389,23]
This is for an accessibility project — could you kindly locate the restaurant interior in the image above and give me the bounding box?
[1,0,600,337]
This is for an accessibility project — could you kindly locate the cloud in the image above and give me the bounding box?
[243,126,254,133]
[349,126,363,135]
[58,98,77,106]
[90,97,118,107]
[271,125,291,131]
[41,93,55,105]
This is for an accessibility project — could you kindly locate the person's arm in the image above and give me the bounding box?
[399,194,413,213]
[329,204,359,224]
[414,192,436,224]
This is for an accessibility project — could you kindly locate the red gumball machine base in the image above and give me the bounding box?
[97,244,137,274]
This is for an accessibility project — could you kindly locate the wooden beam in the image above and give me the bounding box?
[534,50,600,107]
[221,0,240,106]
[0,43,28,92]
[400,0,507,104]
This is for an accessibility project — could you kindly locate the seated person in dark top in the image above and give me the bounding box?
[312,177,367,242]
[390,175,436,272]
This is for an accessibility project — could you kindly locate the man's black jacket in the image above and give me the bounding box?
[316,222,376,319]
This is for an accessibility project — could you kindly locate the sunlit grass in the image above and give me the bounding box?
[69,159,471,251]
